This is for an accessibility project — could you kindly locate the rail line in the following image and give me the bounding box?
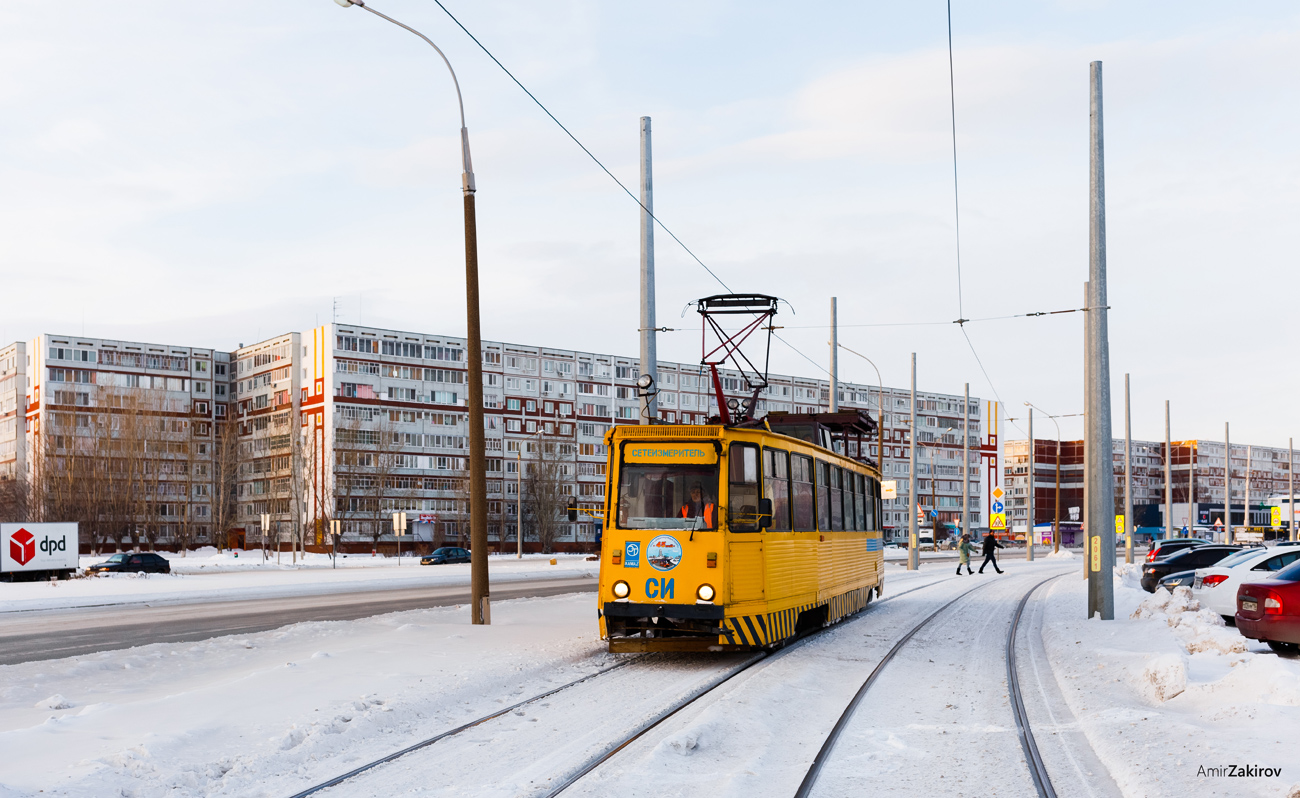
[793,572,1066,798]
[286,573,954,798]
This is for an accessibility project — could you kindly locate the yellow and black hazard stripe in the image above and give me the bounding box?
[721,613,768,646]
[722,586,875,647]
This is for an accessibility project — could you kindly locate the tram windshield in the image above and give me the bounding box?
[617,465,719,530]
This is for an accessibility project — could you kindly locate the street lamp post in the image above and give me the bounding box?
[334,0,491,624]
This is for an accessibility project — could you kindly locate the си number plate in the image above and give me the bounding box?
[1241,599,1258,612]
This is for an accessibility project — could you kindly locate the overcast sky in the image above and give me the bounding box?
[2,1,1298,446]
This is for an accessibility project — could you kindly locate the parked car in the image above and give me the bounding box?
[1157,570,1199,592]
[1273,540,1300,548]
[420,547,471,565]
[1192,547,1300,622]
[87,552,171,574]
[1145,538,1207,563]
[1140,545,1240,592]
[1235,559,1300,654]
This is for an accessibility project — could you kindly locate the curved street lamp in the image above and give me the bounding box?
[335,0,490,624]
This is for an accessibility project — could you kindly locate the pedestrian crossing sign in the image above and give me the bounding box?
[1272,506,1282,527]
[991,512,1006,530]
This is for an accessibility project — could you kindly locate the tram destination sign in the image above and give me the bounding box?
[623,443,718,464]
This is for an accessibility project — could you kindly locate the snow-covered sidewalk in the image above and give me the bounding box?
[1038,566,1300,798]
[1,549,597,613]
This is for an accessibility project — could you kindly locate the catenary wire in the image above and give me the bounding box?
[429,0,733,295]
[947,0,965,326]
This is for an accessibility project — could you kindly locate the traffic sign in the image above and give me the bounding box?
[991,512,1007,530]
[1272,506,1282,527]
[1115,514,1125,536]
[992,486,1005,501]
[991,500,1005,514]
[882,480,897,499]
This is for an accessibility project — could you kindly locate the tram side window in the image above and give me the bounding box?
[729,443,760,532]
[792,455,815,530]
[763,448,792,532]
[817,461,831,532]
[830,467,844,531]
[846,471,859,531]
[856,474,868,530]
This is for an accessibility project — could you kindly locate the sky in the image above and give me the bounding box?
[2,1,1298,446]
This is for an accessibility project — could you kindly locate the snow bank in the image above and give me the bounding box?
[1130,587,1247,655]
[1044,548,1075,559]
[1137,653,1188,703]
[1038,574,1298,797]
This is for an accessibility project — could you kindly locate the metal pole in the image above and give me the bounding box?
[1165,400,1173,539]
[1026,408,1035,561]
[1087,61,1115,619]
[1246,445,1253,535]
[829,298,839,413]
[1225,423,1232,544]
[1054,433,1061,554]
[1189,440,1197,539]
[638,116,658,423]
[1291,438,1296,542]
[962,383,969,542]
[908,353,919,570]
[1124,374,1133,563]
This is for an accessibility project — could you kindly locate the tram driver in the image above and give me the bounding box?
[680,483,715,528]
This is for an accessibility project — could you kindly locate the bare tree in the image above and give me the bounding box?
[523,435,574,554]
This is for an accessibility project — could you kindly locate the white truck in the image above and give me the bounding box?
[1,523,79,581]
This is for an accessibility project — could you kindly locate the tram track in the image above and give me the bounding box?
[794,571,1069,798]
[285,572,956,798]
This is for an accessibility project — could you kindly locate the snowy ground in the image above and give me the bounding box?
[1,550,598,613]
[2,553,1296,797]
[1037,567,1300,798]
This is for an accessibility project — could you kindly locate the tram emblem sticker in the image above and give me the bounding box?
[624,541,641,568]
[647,535,683,572]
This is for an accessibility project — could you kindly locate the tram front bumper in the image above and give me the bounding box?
[601,601,726,647]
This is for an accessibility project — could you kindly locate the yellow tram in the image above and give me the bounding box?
[597,410,886,652]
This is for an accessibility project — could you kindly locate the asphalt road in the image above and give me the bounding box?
[0,576,597,666]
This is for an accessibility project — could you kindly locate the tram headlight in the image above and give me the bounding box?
[696,583,716,603]
[612,580,631,599]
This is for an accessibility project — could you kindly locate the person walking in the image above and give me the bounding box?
[978,531,1005,574]
[956,534,974,575]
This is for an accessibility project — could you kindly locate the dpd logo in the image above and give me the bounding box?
[10,528,35,566]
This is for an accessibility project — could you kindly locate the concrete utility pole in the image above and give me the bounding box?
[1291,438,1296,542]
[1083,282,1090,582]
[962,383,970,542]
[1189,440,1197,538]
[1225,423,1233,545]
[1027,408,1035,561]
[1085,61,1116,619]
[1124,374,1133,564]
[908,353,919,571]
[829,298,839,413]
[1165,401,1173,539]
[638,116,658,424]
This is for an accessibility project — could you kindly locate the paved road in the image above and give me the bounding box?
[0,576,597,666]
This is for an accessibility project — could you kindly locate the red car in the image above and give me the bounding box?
[1236,559,1300,654]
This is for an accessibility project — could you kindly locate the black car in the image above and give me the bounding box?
[1157,570,1198,592]
[420,547,471,565]
[1145,538,1208,563]
[1141,545,1240,592]
[88,552,172,574]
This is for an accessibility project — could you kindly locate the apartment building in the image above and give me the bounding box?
[0,334,233,551]
[1003,437,1300,542]
[228,324,986,550]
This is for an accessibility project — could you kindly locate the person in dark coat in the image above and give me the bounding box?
[978,532,1004,574]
